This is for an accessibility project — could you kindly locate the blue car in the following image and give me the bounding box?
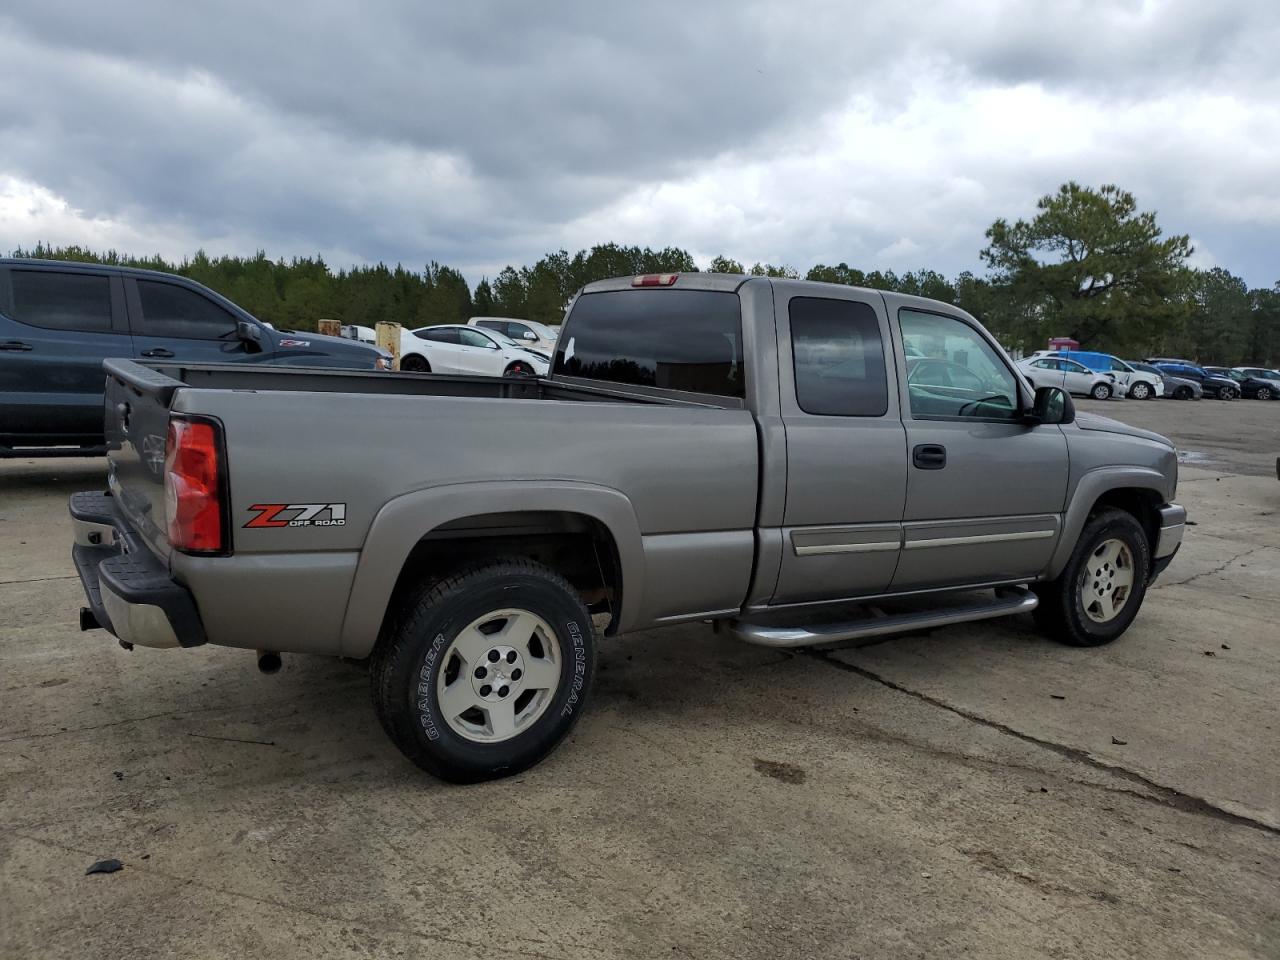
[0,259,390,456]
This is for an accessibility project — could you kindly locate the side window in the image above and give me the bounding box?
[789,298,888,417]
[900,309,1018,420]
[508,322,533,340]
[419,328,460,344]
[476,320,504,333]
[459,328,495,349]
[8,270,114,333]
[135,280,238,340]
[1031,359,1056,370]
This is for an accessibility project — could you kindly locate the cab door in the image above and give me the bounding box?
[457,327,505,375]
[126,277,267,364]
[771,284,906,605]
[1060,359,1097,395]
[0,265,130,444]
[891,303,1068,590]
[1024,358,1067,391]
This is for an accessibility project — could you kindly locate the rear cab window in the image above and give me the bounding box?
[788,297,887,416]
[554,289,744,400]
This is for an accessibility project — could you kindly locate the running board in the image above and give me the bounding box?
[728,587,1038,648]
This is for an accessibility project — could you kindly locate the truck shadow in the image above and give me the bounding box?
[0,457,105,493]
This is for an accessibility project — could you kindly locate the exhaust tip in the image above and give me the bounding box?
[256,651,282,674]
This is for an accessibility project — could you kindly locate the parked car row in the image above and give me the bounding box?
[1019,349,1280,402]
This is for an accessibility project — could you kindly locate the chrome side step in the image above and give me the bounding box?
[728,587,1038,648]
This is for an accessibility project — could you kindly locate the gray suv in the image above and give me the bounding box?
[0,259,388,456]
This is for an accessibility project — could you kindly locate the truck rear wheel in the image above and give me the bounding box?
[370,558,595,782]
[1032,508,1150,647]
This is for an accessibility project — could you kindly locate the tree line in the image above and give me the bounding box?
[13,182,1280,365]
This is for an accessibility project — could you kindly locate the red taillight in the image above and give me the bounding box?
[631,273,678,287]
[164,418,225,554]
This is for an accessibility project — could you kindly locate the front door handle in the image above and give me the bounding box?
[141,348,175,358]
[0,339,33,351]
[912,443,947,470]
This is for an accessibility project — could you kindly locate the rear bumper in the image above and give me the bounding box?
[69,491,206,649]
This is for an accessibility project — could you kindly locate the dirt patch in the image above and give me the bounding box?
[753,758,807,784]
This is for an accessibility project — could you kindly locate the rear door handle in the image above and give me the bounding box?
[912,443,947,470]
[141,348,175,358]
[0,339,33,351]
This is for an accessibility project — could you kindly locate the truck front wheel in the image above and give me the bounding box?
[1032,508,1150,646]
[370,559,596,782]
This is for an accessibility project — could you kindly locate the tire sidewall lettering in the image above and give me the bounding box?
[561,619,586,717]
[416,630,449,741]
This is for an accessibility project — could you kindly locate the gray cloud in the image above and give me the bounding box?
[1,0,1278,285]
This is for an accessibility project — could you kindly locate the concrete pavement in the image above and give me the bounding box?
[1,399,1277,959]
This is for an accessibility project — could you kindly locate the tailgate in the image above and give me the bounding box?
[103,359,184,563]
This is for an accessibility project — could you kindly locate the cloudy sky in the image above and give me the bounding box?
[1,0,1278,287]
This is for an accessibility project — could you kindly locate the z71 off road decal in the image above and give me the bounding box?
[244,503,347,528]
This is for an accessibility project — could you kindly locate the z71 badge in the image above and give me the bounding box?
[245,503,347,528]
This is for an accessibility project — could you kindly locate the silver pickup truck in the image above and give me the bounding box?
[71,273,1186,782]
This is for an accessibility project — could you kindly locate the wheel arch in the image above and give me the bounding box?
[1046,469,1169,579]
[339,482,643,658]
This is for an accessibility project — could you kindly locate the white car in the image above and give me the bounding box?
[399,324,550,377]
[1017,356,1118,399]
[469,317,559,352]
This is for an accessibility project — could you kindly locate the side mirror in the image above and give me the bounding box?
[1027,386,1074,425]
[521,331,538,341]
[237,321,264,351]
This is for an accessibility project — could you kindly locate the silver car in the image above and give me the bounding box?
[1017,356,1118,399]
[1129,361,1202,400]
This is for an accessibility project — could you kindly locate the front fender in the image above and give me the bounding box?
[1046,466,1171,579]
[338,480,644,658]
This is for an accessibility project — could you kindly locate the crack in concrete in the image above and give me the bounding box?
[0,574,78,585]
[1157,548,1261,588]
[808,651,1280,838]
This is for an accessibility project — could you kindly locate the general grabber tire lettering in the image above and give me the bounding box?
[1032,507,1151,647]
[370,558,596,783]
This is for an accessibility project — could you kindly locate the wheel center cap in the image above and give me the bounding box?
[472,644,524,701]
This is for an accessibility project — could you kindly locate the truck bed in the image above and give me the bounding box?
[102,358,761,655]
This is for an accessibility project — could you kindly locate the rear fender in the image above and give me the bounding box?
[338,481,643,658]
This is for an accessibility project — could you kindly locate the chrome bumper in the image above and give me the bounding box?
[1154,502,1186,560]
[70,491,206,650]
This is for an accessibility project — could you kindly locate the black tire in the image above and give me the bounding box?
[1217,386,1237,401]
[1032,507,1150,647]
[1128,381,1151,400]
[1174,385,1193,400]
[1257,386,1273,401]
[401,354,430,373]
[370,558,596,783]
[1090,382,1112,400]
[503,361,535,377]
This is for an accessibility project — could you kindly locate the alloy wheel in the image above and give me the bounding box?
[1080,538,1135,624]
[435,609,561,743]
